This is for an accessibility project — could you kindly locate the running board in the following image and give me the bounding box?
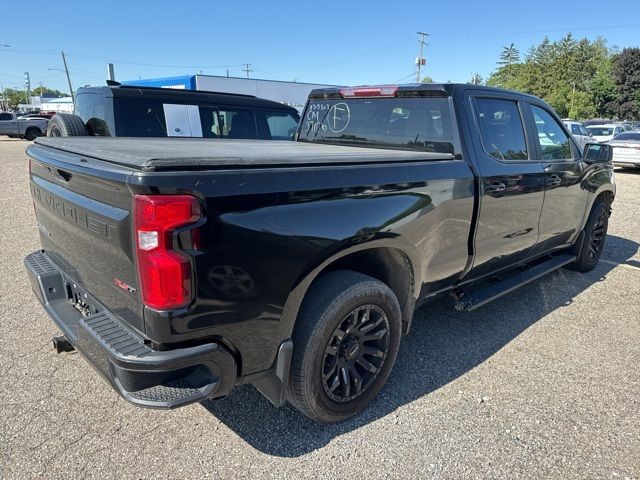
[454,254,577,312]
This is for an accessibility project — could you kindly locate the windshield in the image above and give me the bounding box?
[298,97,455,154]
[587,127,614,136]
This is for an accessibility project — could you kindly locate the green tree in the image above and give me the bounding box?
[610,47,640,118]
[0,88,27,109]
[469,73,484,85]
[487,35,626,119]
[31,86,67,98]
[420,76,434,83]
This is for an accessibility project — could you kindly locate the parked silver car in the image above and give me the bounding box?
[609,131,640,168]
[563,120,592,150]
[586,124,625,143]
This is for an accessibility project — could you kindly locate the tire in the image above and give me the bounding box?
[24,127,41,141]
[47,113,88,137]
[566,199,610,272]
[287,270,402,423]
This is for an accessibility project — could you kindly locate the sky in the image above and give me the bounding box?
[1,0,639,95]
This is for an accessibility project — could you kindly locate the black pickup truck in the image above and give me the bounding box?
[24,84,614,422]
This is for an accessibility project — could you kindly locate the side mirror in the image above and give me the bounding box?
[583,143,613,164]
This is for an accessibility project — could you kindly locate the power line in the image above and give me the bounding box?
[66,52,245,70]
[428,23,640,38]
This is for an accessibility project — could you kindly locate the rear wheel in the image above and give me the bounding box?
[24,127,41,141]
[47,113,88,137]
[288,271,402,423]
[566,199,610,272]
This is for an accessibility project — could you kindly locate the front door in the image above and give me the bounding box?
[465,93,546,280]
[526,103,590,255]
[0,112,16,134]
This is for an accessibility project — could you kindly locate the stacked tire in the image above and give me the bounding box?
[47,113,88,137]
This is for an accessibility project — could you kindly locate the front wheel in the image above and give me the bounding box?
[287,271,402,423]
[566,200,610,272]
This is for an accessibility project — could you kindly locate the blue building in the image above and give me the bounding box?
[123,74,335,111]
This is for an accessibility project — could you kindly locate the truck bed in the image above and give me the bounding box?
[31,137,453,171]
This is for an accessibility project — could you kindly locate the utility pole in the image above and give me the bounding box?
[107,63,115,82]
[61,51,74,104]
[415,32,428,83]
[24,72,31,108]
[242,63,252,79]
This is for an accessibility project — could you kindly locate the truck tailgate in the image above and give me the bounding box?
[27,145,144,333]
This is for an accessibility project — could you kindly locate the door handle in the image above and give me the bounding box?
[485,181,506,194]
[547,174,562,186]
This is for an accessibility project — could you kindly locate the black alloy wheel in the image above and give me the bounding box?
[322,304,390,403]
[587,210,607,262]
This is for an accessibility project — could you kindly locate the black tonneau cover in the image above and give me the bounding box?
[31,137,453,171]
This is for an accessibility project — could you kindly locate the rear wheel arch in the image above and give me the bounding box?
[281,244,419,343]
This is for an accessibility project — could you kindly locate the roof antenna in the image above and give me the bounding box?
[106,80,121,86]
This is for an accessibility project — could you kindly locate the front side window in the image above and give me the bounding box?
[531,105,572,160]
[571,124,581,135]
[475,98,528,161]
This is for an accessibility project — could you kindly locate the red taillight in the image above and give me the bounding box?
[339,86,398,98]
[134,194,201,310]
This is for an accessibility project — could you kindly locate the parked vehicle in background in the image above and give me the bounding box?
[619,123,634,132]
[632,122,640,130]
[18,112,54,120]
[586,124,625,143]
[563,120,592,150]
[0,112,48,140]
[25,83,614,423]
[47,84,300,140]
[609,131,640,168]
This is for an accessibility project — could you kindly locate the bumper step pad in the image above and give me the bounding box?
[25,250,237,409]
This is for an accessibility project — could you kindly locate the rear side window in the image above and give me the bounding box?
[218,109,257,139]
[265,110,299,140]
[115,99,168,137]
[531,106,572,160]
[475,98,528,161]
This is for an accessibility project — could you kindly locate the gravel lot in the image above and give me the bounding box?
[1,137,638,479]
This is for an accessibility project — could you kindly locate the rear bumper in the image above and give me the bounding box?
[613,160,640,167]
[24,250,237,409]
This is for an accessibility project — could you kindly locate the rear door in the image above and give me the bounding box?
[525,103,589,254]
[464,92,546,280]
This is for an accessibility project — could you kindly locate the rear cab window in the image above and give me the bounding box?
[298,96,456,154]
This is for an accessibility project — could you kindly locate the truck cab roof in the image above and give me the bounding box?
[77,85,298,112]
